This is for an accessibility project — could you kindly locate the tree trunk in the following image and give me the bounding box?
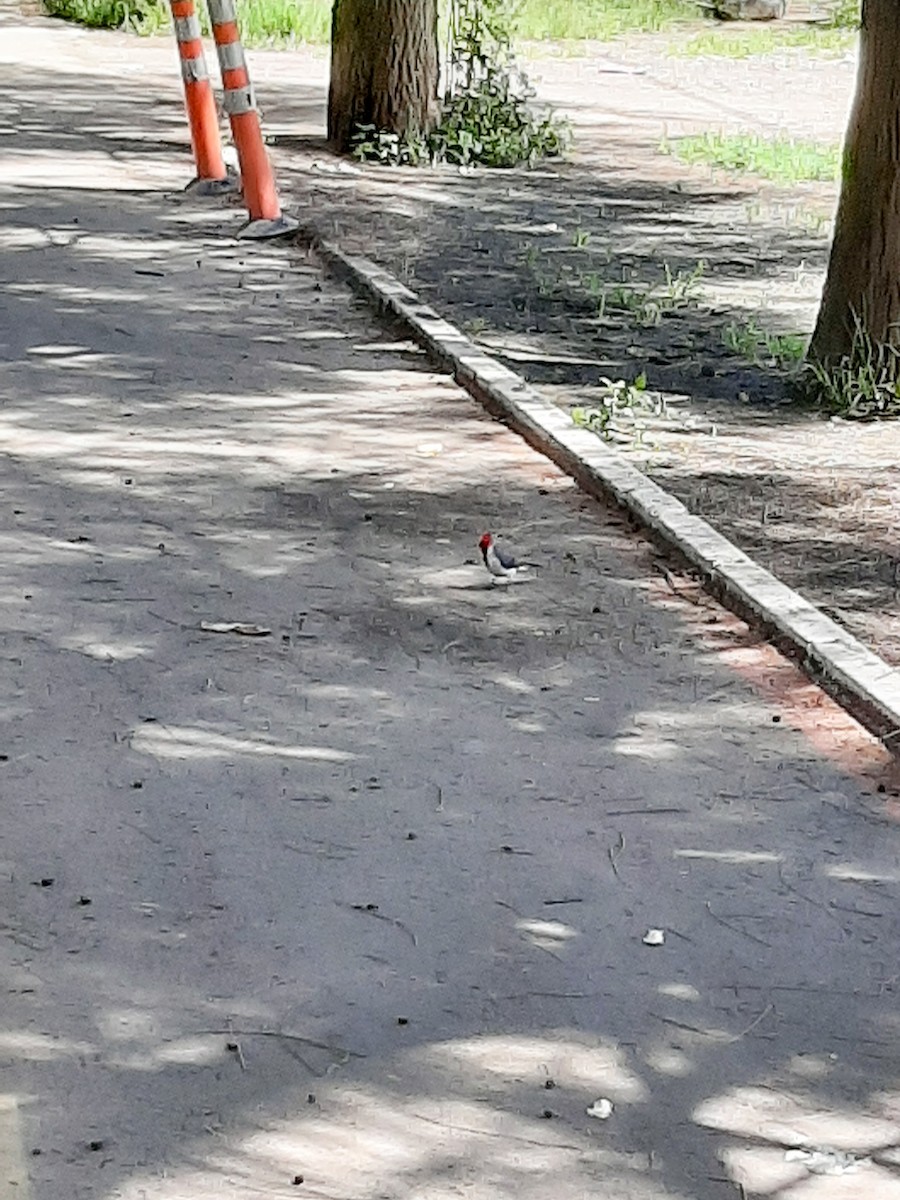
[328,0,439,154]
[808,0,900,367]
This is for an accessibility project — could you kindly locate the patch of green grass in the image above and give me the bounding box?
[826,0,859,29]
[600,261,705,326]
[234,0,331,44]
[514,0,695,41]
[44,0,332,40]
[665,132,841,185]
[803,313,900,420]
[723,320,806,369]
[45,0,702,42]
[670,25,855,59]
[43,0,851,57]
[518,238,706,326]
[43,0,167,33]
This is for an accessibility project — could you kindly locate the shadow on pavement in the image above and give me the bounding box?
[3,15,900,1200]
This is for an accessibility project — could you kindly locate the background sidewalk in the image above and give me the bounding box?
[3,9,900,1200]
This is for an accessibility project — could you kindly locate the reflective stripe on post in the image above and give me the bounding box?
[169,0,229,189]
[205,0,297,238]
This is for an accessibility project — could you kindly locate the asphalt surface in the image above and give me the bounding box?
[3,9,900,1200]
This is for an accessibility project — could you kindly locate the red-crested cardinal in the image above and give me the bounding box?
[478,532,538,581]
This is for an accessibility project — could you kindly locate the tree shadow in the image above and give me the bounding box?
[647,461,900,656]
[276,147,830,414]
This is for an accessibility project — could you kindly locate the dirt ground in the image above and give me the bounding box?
[243,17,900,669]
[10,7,900,1200]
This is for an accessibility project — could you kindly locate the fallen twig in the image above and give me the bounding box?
[608,831,624,879]
[654,561,703,605]
[705,901,772,948]
[198,1029,364,1060]
[347,903,418,947]
[828,899,883,918]
[733,1003,775,1041]
[778,865,844,925]
[606,807,687,817]
[199,621,271,637]
[227,1039,247,1070]
[649,1012,727,1041]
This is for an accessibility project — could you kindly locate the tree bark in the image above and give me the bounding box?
[808,0,900,367]
[328,0,440,154]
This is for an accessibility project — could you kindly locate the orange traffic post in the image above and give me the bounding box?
[169,0,232,194]
[205,0,297,238]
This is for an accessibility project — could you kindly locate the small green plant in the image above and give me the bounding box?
[826,0,859,29]
[519,242,540,270]
[580,270,607,300]
[600,261,705,327]
[351,126,429,166]
[430,81,569,167]
[601,283,660,326]
[802,316,900,420]
[662,259,705,305]
[723,320,806,369]
[516,241,564,297]
[571,227,591,248]
[572,373,670,443]
[665,132,841,185]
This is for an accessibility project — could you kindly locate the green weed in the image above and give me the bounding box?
[580,270,608,300]
[427,82,569,167]
[665,131,841,185]
[516,243,566,297]
[572,373,670,443]
[600,261,705,327]
[517,239,704,325]
[825,0,859,29]
[723,319,806,369]
[463,316,488,336]
[803,314,900,420]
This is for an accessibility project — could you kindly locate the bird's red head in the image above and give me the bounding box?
[479,533,493,551]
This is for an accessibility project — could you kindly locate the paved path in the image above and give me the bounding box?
[3,9,900,1200]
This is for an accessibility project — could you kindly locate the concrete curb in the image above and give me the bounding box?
[299,228,900,747]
